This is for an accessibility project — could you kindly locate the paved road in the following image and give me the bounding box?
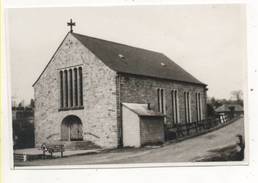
[15,118,244,166]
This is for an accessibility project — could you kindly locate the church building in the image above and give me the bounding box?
[33,20,207,149]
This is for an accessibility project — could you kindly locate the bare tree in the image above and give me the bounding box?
[30,99,35,108]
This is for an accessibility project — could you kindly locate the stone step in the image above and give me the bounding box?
[50,140,100,150]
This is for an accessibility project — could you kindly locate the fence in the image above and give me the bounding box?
[14,153,27,162]
[165,115,238,140]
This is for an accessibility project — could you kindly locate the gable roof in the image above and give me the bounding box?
[215,104,231,113]
[72,33,206,86]
[33,32,70,86]
[33,32,206,86]
[215,104,244,113]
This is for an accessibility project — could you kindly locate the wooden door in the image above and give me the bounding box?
[70,122,83,141]
[61,122,69,141]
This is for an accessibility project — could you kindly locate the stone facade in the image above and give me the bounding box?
[34,33,118,148]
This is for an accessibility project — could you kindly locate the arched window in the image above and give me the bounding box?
[157,88,165,114]
[157,88,160,112]
[171,90,179,124]
[175,90,178,123]
[161,89,164,114]
[184,92,191,123]
[199,93,202,120]
[196,93,202,121]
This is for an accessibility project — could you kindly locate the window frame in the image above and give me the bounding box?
[58,65,84,111]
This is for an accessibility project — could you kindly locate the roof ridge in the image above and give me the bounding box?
[72,32,164,55]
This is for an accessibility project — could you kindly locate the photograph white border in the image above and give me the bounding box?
[2,0,258,182]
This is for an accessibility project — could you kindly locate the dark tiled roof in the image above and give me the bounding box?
[72,33,206,86]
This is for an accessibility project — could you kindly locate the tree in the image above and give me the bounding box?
[18,102,23,107]
[231,90,243,106]
[207,103,216,118]
[208,97,222,109]
[30,99,35,108]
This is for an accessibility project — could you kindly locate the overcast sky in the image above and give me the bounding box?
[7,5,246,105]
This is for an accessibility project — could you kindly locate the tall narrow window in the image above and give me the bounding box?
[59,66,83,110]
[184,92,188,123]
[187,92,191,122]
[79,67,83,106]
[157,88,165,114]
[196,93,199,121]
[171,90,179,124]
[64,70,68,107]
[184,92,191,123]
[60,71,63,108]
[175,90,178,123]
[69,69,73,107]
[157,88,160,112]
[161,89,164,114]
[199,93,202,120]
[74,68,78,106]
[171,90,174,123]
[196,93,202,121]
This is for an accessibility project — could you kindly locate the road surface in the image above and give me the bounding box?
[15,118,244,166]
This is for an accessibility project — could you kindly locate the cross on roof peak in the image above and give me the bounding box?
[67,19,76,33]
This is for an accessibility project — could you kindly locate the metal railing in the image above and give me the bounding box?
[165,115,237,140]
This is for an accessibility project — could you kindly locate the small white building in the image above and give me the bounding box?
[122,103,165,147]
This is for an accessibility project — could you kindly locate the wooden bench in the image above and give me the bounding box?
[41,143,64,158]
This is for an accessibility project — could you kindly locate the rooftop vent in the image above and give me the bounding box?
[118,54,125,59]
[161,62,166,67]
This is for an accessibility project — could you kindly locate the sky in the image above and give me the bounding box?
[6,5,246,105]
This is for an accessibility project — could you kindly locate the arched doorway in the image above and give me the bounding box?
[61,115,83,141]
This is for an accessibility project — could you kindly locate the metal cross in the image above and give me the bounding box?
[67,19,76,33]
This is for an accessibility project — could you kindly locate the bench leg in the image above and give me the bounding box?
[61,151,63,158]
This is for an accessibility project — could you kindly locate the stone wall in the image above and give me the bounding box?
[34,33,118,148]
[117,73,207,141]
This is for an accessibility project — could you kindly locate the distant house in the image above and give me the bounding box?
[229,104,244,116]
[215,104,244,117]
